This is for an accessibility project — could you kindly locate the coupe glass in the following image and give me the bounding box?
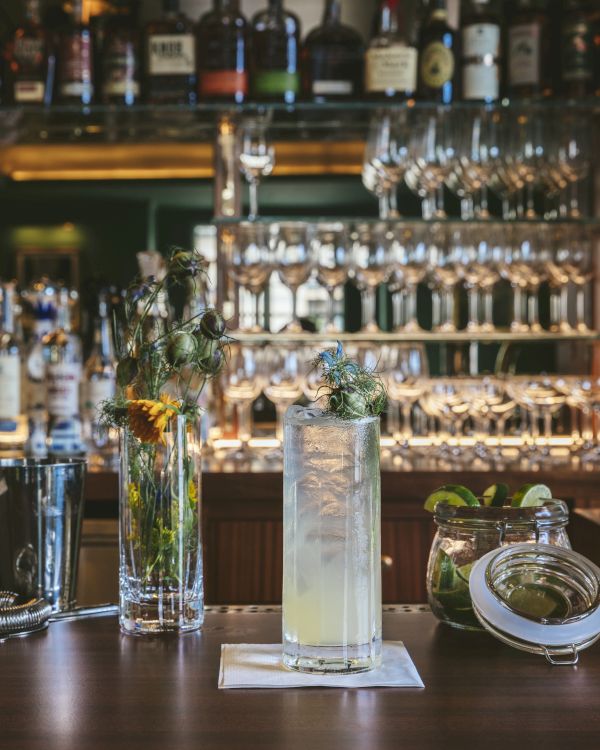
[274,222,314,333]
[312,223,351,333]
[352,222,393,333]
[238,119,275,219]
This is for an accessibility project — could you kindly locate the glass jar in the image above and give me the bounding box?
[426,501,571,631]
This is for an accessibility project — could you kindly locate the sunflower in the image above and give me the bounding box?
[127,394,181,444]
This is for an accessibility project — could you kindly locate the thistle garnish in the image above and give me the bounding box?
[313,342,387,420]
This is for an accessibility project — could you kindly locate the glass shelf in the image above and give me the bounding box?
[214,216,600,228]
[0,98,596,145]
[231,330,599,346]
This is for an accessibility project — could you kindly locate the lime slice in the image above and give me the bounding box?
[507,584,570,620]
[511,483,552,508]
[432,549,456,591]
[432,587,473,611]
[455,562,474,585]
[482,483,509,507]
[424,484,480,513]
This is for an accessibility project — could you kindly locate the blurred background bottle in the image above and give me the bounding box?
[460,0,502,102]
[57,0,94,104]
[506,0,552,99]
[0,283,27,452]
[252,0,301,103]
[418,0,458,103]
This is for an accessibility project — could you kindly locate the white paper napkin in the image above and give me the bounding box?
[218,642,425,689]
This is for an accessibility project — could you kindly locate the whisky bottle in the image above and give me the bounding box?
[560,0,595,98]
[252,0,301,103]
[418,0,458,103]
[507,0,552,98]
[302,0,365,101]
[4,0,53,105]
[365,0,418,100]
[144,0,197,105]
[197,0,249,103]
[101,6,140,105]
[57,0,94,104]
[460,0,502,101]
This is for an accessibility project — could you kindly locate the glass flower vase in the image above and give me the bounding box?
[119,414,203,635]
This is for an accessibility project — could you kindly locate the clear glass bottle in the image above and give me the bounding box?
[57,0,94,104]
[0,283,27,450]
[25,284,56,419]
[365,0,418,100]
[43,289,85,457]
[302,0,365,102]
[3,0,53,105]
[196,0,248,103]
[460,0,502,102]
[427,501,571,631]
[251,0,301,103]
[418,0,458,103]
[144,0,197,105]
[82,294,117,467]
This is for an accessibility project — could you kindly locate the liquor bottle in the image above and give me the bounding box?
[57,0,94,104]
[507,0,552,98]
[252,0,301,103]
[460,0,502,101]
[560,0,595,98]
[101,7,140,105]
[197,0,248,103]
[418,0,459,103]
[82,294,117,465]
[25,287,56,418]
[0,283,27,449]
[302,0,365,101]
[365,0,418,100]
[43,289,85,457]
[144,0,197,105]
[3,0,53,105]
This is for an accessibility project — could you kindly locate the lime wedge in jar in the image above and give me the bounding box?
[511,483,552,508]
[482,483,509,507]
[424,485,480,513]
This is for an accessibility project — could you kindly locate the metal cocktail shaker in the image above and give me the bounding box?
[0,458,86,612]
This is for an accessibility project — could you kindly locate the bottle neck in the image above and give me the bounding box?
[269,0,284,10]
[375,0,400,35]
[163,0,180,16]
[94,313,115,360]
[25,0,42,24]
[71,0,84,23]
[56,292,72,334]
[215,0,240,12]
[323,0,342,25]
[429,0,449,22]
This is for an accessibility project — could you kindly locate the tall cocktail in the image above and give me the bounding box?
[282,405,382,673]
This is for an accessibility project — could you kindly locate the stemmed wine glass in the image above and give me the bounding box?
[263,347,303,452]
[392,222,429,333]
[238,118,276,219]
[387,344,429,451]
[222,345,265,458]
[426,224,461,333]
[273,222,314,333]
[227,222,274,332]
[362,110,412,219]
[312,222,351,333]
[352,222,393,333]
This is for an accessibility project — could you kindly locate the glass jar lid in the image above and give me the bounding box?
[469,543,600,665]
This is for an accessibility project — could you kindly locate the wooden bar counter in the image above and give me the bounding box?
[2,606,599,750]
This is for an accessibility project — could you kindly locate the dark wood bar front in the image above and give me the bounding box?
[79,467,600,607]
[2,608,599,750]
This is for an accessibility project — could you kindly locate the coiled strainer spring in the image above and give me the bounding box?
[0,591,52,641]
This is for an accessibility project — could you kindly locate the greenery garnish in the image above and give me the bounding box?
[313,341,387,420]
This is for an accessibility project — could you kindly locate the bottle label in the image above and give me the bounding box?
[463,62,499,100]
[15,81,45,102]
[148,34,195,76]
[200,70,248,97]
[312,79,353,96]
[462,23,500,59]
[0,354,21,418]
[509,23,540,87]
[562,21,592,82]
[420,41,455,88]
[103,38,140,97]
[59,32,93,99]
[47,363,81,417]
[254,70,300,96]
[83,377,115,414]
[365,46,418,93]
